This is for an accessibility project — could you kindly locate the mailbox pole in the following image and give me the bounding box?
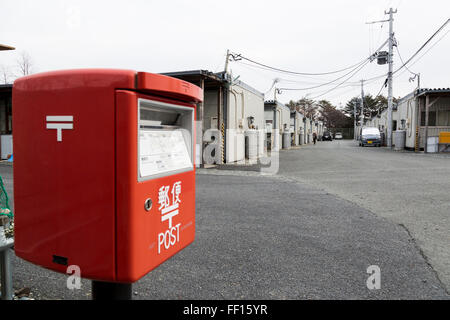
[92,281,132,300]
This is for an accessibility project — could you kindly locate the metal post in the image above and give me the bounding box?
[354,101,357,140]
[199,77,205,125]
[416,95,422,152]
[386,8,397,148]
[198,77,205,167]
[224,49,230,73]
[0,248,13,300]
[91,281,132,300]
[424,95,430,153]
[0,249,13,300]
[360,80,365,128]
[415,75,421,152]
[0,219,13,300]
[294,113,297,145]
[218,85,224,164]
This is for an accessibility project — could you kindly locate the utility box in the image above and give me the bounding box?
[393,130,406,151]
[12,69,203,283]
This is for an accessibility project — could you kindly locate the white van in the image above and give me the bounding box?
[359,127,381,147]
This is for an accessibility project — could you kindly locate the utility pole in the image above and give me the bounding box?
[354,100,357,140]
[386,8,397,148]
[366,8,397,147]
[360,80,365,128]
[224,49,231,73]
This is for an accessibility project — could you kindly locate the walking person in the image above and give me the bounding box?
[313,132,317,145]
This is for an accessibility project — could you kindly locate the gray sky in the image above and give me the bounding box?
[1,0,449,107]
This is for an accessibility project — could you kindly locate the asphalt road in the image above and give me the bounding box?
[1,156,449,299]
[277,139,450,294]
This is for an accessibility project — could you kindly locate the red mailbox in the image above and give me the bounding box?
[13,69,202,283]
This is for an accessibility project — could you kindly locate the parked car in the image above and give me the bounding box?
[335,132,343,140]
[359,127,381,147]
[322,131,333,141]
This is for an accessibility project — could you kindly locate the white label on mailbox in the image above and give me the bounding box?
[157,181,182,254]
[139,130,192,178]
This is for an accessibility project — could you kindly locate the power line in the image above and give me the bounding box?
[374,78,388,97]
[230,52,372,76]
[234,60,340,83]
[309,60,370,100]
[235,56,371,92]
[393,18,450,75]
[347,73,387,85]
[395,46,418,76]
[229,16,449,105]
[235,56,384,100]
[396,27,450,77]
[230,37,388,92]
[392,26,450,83]
[278,59,370,91]
[363,78,388,114]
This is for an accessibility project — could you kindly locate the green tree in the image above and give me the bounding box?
[318,99,353,128]
[344,94,393,124]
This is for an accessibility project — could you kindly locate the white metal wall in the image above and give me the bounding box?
[227,83,264,162]
[395,96,418,149]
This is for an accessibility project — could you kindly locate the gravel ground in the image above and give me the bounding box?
[277,139,450,294]
[1,163,448,299]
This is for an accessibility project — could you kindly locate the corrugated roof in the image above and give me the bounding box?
[264,100,290,111]
[0,84,13,93]
[162,69,224,86]
[396,87,450,105]
[416,88,450,96]
[163,69,264,98]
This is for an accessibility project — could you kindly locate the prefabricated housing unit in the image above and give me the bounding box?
[227,79,265,162]
[290,110,304,146]
[305,117,314,143]
[393,88,450,150]
[164,70,265,164]
[264,100,290,151]
[365,88,450,150]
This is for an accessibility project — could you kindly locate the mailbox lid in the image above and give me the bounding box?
[115,90,196,282]
[136,72,203,103]
[12,69,203,105]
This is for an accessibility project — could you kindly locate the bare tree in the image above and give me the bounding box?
[17,51,33,76]
[286,98,317,118]
[1,65,12,84]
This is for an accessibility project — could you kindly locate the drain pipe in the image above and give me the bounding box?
[229,89,238,131]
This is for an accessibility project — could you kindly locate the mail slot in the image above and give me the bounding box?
[12,69,202,282]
